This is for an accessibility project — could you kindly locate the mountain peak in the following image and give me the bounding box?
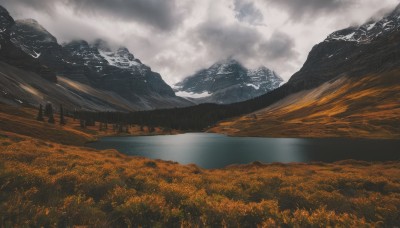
[0,5,10,16]
[64,40,90,49]
[12,19,57,45]
[16,19,48,33]
[256,65,271,72]
[217,58,241,66]
[0,5,14,31]
[175,59,283,104]
[18,18,38,24]
[116,46,132,55]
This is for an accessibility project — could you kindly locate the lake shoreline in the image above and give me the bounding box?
[88,133,400,169]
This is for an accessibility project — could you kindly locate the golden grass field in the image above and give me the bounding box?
[1,130,400,227]
[210,72,400,139]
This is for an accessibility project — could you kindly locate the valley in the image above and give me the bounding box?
[0,2,399,227]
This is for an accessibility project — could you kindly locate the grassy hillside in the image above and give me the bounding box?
[0,104,179,146]
[1,131,400,227]
[0,105,94,145]
[210,71,400,139]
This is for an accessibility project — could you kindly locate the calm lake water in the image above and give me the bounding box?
[88,133,400,169]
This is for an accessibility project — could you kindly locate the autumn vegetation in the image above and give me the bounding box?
[0,104,399,227]
[1,131,400,227]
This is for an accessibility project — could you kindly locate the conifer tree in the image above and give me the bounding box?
[36,104,44,121]
[47,104,55,124]
[59,104,66,125]
[80,119,86,128]
[44,103,54,117]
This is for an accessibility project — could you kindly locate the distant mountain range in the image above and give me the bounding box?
[0,6,192,110]
[0,4,285,110]
[174,59,283,104]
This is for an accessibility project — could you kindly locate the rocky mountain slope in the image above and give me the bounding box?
[0,7,55,82]
[175,59,283,104]
[210,4,400,138]
[0,5,192,110]
[0,61,140,111]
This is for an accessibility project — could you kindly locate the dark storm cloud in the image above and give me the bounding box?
[64,0,183,30]
[265,0,355,21]
[259,32,298,61]
[0,0,183,30]
[234,0,264,25]
[194,21,261,58]
[0,0,55,14]
[192,20,298,65]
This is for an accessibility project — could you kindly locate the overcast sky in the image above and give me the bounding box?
[1,0,399,84]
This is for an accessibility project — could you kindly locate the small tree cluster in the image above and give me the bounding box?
[36,103,68,125]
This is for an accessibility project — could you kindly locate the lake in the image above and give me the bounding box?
[88,133,400,169]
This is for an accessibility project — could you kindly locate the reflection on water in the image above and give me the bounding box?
[88,133,400,169]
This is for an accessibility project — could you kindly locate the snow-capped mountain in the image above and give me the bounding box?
[327,4,400,43]
[61,39,179,100]
[288,3,400,89]
[0,5,192,110]
[175,59,283,104]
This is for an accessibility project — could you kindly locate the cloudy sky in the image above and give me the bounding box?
[1,0,399,84]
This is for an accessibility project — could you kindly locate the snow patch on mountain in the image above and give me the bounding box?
[246,84,260,90]
[175,91,212,99]
[99,48,141,69]
[30,50,41,58]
